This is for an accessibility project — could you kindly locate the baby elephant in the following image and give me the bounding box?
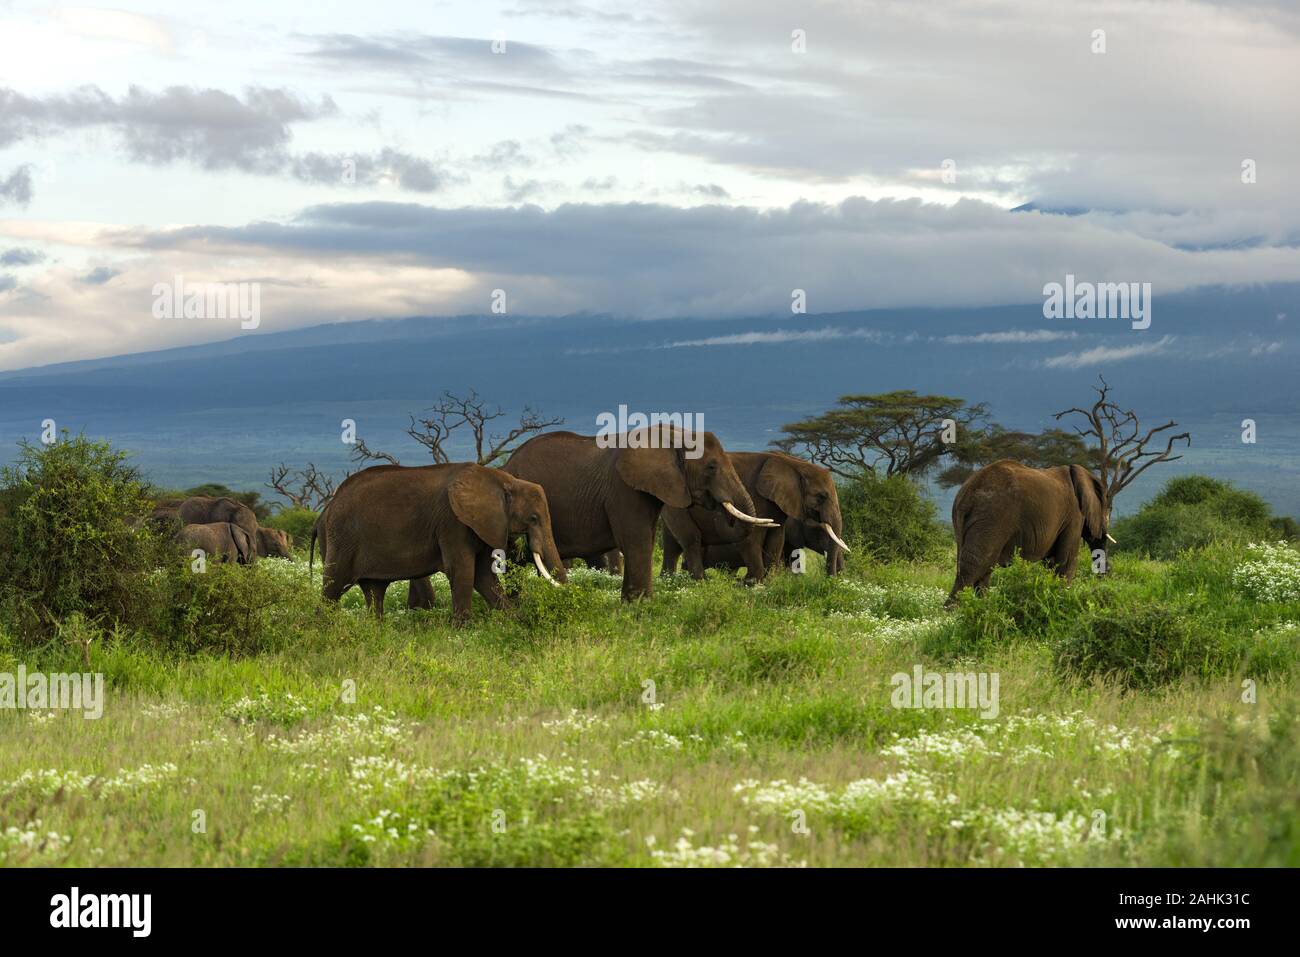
[311,462,567,623]
[256,527,294,559]
[177,522,257,565]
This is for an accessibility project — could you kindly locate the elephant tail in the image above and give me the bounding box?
[309,523,317,583]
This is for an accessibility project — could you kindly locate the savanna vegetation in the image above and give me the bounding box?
[1,431,1297,867]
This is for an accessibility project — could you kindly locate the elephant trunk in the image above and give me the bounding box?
[529,527,567,585]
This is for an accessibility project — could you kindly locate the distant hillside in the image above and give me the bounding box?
[0,284,1296,515]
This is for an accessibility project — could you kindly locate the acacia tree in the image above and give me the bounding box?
[352,389,563,468]
[774,390,988,479]
[1053,376,1190,509]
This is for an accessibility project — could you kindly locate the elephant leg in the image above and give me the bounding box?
[617,524,657,601]
[760,526,785,575]
[360,579,388,621]
[737,533,766,583]
[1051,532,1083,583]
[474,551,511,610]
[407,576,436,610]
[660,528,683,576]
[447,548,477,623]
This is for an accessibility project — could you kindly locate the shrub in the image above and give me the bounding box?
[838,473,949,562]
[1233,542,1300,603]
[147,558,317,656]
[1053,601,1219,689]
[263,507,318,549]
[1111,475,1279,559]
[0,434,167,641]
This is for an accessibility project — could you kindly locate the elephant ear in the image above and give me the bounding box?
[1070,465,1106,539]
[615,440,691,508]
[232,525,257,564]
[756,457,803,519]
[449,468,509,549]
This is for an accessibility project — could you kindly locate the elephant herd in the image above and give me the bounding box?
[311,428,851,622]
[153,429,1115,624]
[151,495,294,565]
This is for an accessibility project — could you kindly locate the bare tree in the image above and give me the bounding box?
[1054,376,1190,508]
[266,462,341,510]
[353,389,563,467]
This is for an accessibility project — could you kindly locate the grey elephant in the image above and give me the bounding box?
[177,522,257,564]
[503,428,771,600]
[783,518,846,576]
[948,460,1113,604]
[701,517,846,577]
[179,496,259,540]
[662,451,848,581]
[255,527,294,559]
[311,462,566,622]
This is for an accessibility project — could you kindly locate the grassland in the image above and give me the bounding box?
[1,545,1297,867]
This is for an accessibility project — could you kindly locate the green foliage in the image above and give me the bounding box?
[0,434,167,641]
[263,507,318,548]
[1111,475,1282,559]
[936,425,1101,489]
[1053,602,1208,689]
[837,472,949,562]
[142,558,316,656]
[775,389,987,478]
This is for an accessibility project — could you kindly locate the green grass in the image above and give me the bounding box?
[2,544,1298,867]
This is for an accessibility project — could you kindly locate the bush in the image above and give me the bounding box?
[1053,601,1217,689]
[838,473,949,562]
[0,434,168,641]
[147,558,317,656]
[1111,475,1280,559]
[264,507,318,549]
[923,557,1096,658]
[1233,542,1300,603]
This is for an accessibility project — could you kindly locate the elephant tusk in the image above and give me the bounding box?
[533,551,560,587]
[1106,533,1118,544]
[822,523,852,553]
[723,501,779,526]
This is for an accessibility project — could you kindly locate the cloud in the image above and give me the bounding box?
[0,85,445,191]
[0,247,44,267]
[0,275,15,293]
[1042,336,1176,369]
[0,166,34,207]
[78,266,120,285]
[940,330,1079,344]
[662,326,884,348]
[290,149,446,192]
[115,196,1300,321]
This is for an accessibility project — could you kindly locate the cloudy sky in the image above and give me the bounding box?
[0,0,1297,370]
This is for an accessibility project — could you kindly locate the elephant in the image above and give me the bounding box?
[179,496,259,540]
[947,460,1113,604]
[564,550,624,574]
[661,451,848,582]
[502,428,772,600]
[255,527,294,559]
[310,462,566,622]
[149,501,184,534]
[177,522,257,565]
[783,518,846,576]
[407,576,437,610]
